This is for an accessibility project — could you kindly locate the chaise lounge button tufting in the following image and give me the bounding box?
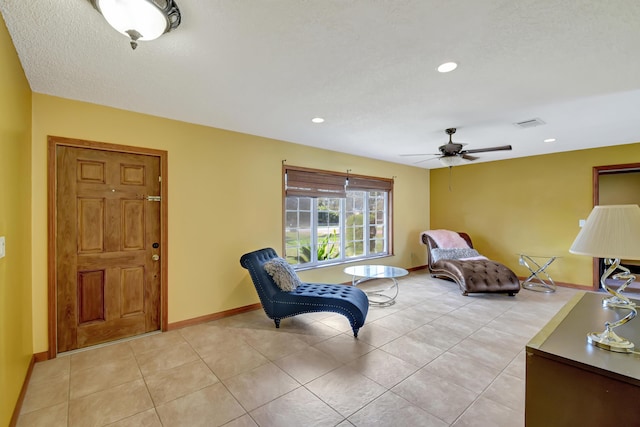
[421,231,520,296]
[240,248,369,337]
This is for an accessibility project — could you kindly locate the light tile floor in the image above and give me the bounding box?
[17,270,579,426]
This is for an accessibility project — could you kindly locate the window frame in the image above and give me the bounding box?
[282,165,394,269]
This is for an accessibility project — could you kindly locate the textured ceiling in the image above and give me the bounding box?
[2,0,640,168]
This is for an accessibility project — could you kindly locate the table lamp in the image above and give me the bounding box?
[569,204,640,353]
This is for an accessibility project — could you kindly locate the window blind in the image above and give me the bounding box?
[346,176,393,191]
[284,166,392,197]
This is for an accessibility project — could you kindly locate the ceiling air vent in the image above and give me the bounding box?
[514,118,545,128]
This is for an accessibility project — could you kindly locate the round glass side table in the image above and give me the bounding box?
[344,265,408,306]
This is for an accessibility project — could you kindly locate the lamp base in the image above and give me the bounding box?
[603,296,637,309]
[587,329,634,353]
[601,259,636,308]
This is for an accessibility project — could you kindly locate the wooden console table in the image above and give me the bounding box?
[526,291,640,426]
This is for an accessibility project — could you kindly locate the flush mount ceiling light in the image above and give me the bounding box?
[90,0,181,50]
[437,62,458,73]
[544,138,557,143]
[311,117,325,123]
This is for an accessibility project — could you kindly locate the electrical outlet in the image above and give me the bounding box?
[579,219,586,228]
[0,236,5,258]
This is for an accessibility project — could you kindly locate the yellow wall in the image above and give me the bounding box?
[430,143,640,287]
[31,94,430,353]
[0,14,33,427]
[599,172,640,206]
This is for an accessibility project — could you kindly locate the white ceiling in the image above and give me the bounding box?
[2,0,640,168]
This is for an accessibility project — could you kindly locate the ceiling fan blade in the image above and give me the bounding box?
[461,145,512,155]
[412,156,441,164]
[461,154,479,161]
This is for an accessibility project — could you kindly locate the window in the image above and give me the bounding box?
[283,166,393,267]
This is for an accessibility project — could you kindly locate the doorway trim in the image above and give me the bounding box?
[591,162,640,290]
[47,136,169,359]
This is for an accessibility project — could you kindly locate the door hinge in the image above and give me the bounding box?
[146,195,161,202]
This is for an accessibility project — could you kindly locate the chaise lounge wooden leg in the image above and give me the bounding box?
[352,327,359,338]
[274,318,281,328]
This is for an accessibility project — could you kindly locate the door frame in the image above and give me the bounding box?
[591,162,640,290]
[47,136,169,358]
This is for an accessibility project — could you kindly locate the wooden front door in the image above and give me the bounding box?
[56,145,162,352]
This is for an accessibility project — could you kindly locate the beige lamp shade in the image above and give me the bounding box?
[569,204,640,260]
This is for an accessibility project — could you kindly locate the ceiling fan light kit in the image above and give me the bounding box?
[90,0,181,49]
[439,156,463,167]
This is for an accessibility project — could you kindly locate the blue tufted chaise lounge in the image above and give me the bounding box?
[240,248,369,337]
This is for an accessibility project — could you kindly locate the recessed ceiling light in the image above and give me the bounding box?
[437,62,458,73]
[544,138,556,143]
[311,117,325,124]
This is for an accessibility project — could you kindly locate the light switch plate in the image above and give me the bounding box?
[0,236,5,258]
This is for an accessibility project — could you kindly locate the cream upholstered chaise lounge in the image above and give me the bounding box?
[421,229,520,296]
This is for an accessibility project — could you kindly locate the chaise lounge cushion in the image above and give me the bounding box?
[436,258,519,294]
[264,257,301,291]
[430,248,484,263]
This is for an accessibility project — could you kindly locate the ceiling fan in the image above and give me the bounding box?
[402,128,512,167]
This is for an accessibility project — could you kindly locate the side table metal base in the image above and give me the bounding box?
[352,277,399,307]
[519,254,558,293]
[344,265,408,307]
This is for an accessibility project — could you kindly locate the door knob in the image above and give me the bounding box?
[152,254,160,261]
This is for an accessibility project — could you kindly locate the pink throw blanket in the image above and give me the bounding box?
[420,230,470,249]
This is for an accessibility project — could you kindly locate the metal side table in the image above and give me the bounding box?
[519,254,559,293]
[344,265,408,306]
